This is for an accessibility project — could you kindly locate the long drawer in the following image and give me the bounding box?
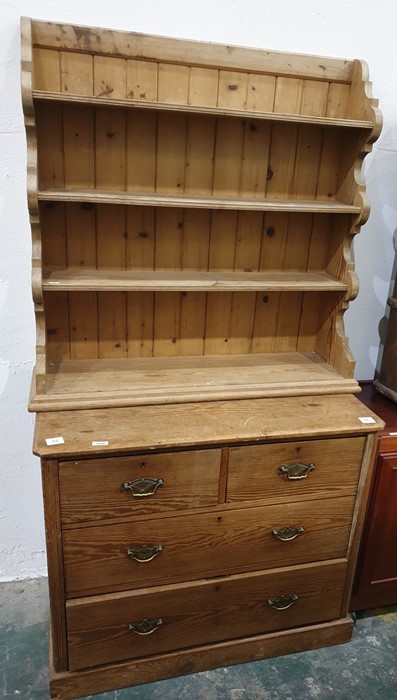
[59,449,221,523]
[66,559,347,671]
[227,437,365,504]
[63,495,354,597]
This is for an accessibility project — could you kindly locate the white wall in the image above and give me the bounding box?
[1,0,396,581]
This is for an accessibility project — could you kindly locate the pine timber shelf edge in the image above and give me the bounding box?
[37,189,362,214]
[42,269,349,293]
[28,351,360,412]
[32,90,374,131]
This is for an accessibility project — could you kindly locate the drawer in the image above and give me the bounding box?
[59,449,221,523]
[63,495,355,597]
[227,437,365,504]
[66,559,347,671]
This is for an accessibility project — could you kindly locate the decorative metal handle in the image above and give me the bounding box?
[128,618,163,635]
[267,594,298,610]
[126,544,163,562]
[272,526,304,542]
[121,477,164,497]
[278,462,315,480]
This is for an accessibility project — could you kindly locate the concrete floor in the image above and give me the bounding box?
[1,578,396,699]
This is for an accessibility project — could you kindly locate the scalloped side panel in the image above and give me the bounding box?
[21,17,46,395]
[314,299,356,378]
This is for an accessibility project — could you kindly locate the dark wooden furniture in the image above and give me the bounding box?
[374,278,397,402]
[350,382,397,610]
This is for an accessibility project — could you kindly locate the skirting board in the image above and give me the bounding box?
[50,617,354,699]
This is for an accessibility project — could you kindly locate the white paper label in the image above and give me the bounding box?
[359,416,376,424]
[45,436,65,445]
[92,440,109,446]
[389,432,397,436]
[48,281,60,285]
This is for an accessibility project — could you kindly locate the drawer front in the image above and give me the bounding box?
[63,495,354,597]
[59,449,221,523]
[227,437,365,504]
[66,560,347,670]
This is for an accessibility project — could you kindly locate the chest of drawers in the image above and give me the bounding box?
[34,394,383,699]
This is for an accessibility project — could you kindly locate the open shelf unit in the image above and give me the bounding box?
[22,18,381,411]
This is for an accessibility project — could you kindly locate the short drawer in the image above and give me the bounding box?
[59,449,221,524]
[63,495,355,597]
[227,437,365,504]
[66,559,347,671]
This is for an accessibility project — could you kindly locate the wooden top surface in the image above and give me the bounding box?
[33,394,384,458]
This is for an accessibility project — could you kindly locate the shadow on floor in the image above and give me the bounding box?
[1,578,396,699]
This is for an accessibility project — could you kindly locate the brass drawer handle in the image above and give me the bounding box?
[272,526,304,542]
[267,594,298,610]
[278,462,315,480]
[121,477,164,497]
[126,544,163,562]
[128,618,163,635]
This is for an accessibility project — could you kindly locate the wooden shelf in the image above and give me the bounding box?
[29,352,359,412]
[37,189,361,214]
[42,269,348,293]
[32,90,374,131]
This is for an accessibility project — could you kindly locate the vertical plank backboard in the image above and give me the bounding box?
[212,117,244,196]
[63,105,95,188]
[217,70,248,109]
[246,74,276,112]
[240,120,271,198]
[189,67,219,107]
[42,202,69,361]
[95,108,126,189]
[153,292,181,356]
[180,291,206,356]
[127,60,158,101]
[35,102,64,189]
[234,212,263,272]
[93,56,126,99]
[228,291,256,354]
[274,291,304,352]
[156,113,187,194]
[41,202,66,269]
[32,48,60,91]
[300,80,329,117]
[60,52,93,95]
[66,203,96,271]
[182,210,211,271]
[283,215,313,271]
[66,203,98,360]
[180,210,211,355]
[153,210,183,356]
[127,111,157,192]
[155,209,183,270]
[126,206,155,270]
[291,125,323,199]
[327,83,350,119]
[185,115,216,195]
[252,292,281,353]
[127,291,154,357]
[266,77,303,200]
[259,212,289,271]
[229,211,263,354]
[204,211,238,355]
[158,63,189,104]
[97,205,127,358]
